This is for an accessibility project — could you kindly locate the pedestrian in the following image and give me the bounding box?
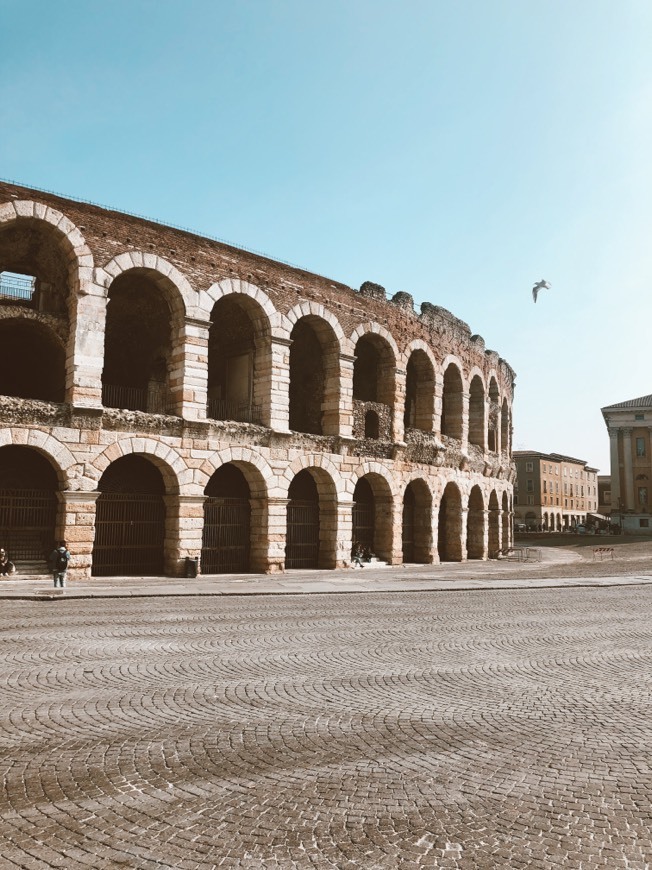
[351,542,364,568]
[49,541,71,588]
[0,548,15,576]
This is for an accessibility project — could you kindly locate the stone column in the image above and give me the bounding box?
[335,499,354,568]
[170,317,210,421]
[393,368,406,443]
[337,353,355,438]
[266,497,288,572]
[481,508,489,560]
[608,427,621,511]
[430,506,441,564]
[622,428,634,511]
[57,490,100,580]
[461,391,470,452]
[164,494,206,576]
[433,372,444,436]
[459,506,469,562]
[67,284,107,409]
[266,337,292,432]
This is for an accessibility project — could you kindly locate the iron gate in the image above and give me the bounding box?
[93,492,165,576]
[286,500,319,569]
[0,489,57,560]
[402,500,415,563]
[352,501,375,552]
[201,497,250,574]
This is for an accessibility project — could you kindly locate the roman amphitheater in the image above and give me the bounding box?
[0,181,515,580]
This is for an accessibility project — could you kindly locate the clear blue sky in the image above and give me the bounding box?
[2,0,651,473]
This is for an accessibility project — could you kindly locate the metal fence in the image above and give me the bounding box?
[201,497,250,574]
[207,398,262,425]
[0,489,57,560]
[285,500,319,569]
[93,492,165,576]
[0,273,35,303]
[102,384,170,415]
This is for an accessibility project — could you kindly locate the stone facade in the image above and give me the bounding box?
[0,181,516,579]
[602,394,652,534]
[513,451,599,532]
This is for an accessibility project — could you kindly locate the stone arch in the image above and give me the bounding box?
[468,372,486,450]
[402,477,433,564]
[350,323,398,440]
[284,308,344,436]
[204,281,278,427]
[467,485,485,559]
[402,341,436,433]
[198,448,275,499]
[441,359,464,441]
[0,200,95,297]
[99,261,190,415]
[0,428,76,490]
[351,464,395,562]
[488,375,501,453]
[283,461,339,569]
[90,437,185,495]
[438,480,463,562]
[96,252,192,318]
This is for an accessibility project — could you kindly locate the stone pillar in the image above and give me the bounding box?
[266,497,288,572]
[170,317,210,421]
[57,490,99,580]
[434,372,444,436]
[461,391,470,452]
[338,353,355,438]
[67,284,107,409]
[249,496,271,573]
[459,506,468,562]
[481,508,489,560]
[393,368,406,443]
[609,427,621,511]
[266,337,292,432]
[430,506,441,564]
[162,495,205,576]
[335,499,354,567]
[622,428,634,511]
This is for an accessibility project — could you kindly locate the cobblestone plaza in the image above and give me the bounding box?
[2,586,652,868]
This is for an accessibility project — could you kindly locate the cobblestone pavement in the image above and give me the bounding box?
[2,587,652,869]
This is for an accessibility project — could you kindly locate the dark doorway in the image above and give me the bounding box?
[0,320,65,402]
[93,455,166,576]
[286,470,320,569]
[353,477,375,552]
[289,319,324,434]
[0,446,58,560]
[402,485,416,563]
[438,483,462,562]
[202,464,251,574]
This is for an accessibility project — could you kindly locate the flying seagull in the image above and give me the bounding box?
[532,279,551,303]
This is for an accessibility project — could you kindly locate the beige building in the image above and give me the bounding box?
[601,394,652,534]
[0,181,516,579]
[513,451,599,531]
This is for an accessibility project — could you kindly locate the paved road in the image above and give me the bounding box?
[2,587,652,868]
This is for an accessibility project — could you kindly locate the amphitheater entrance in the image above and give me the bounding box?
[502,492,510,550]
[285,470,320,569]
[467,486,485,560]
[93,455,166,577]
[0,446,58,561]
[402,480,432,564]
[438,482,463,562]
[202,464,251,574]
[353,477,375,553]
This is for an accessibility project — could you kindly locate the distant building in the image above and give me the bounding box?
[513,451,599,531]
[601,394,652,534]
[597,475,611,517]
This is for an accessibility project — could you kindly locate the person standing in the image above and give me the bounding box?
[49,541,71,588]
[0,548,15,576]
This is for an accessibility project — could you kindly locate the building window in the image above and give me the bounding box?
[636,437,646,457]
[526,479,534,492]
[640,518,649,528]
[638,487,648,506]
[543,480,547,493]
[526,461,533,472]
[635,413,644,421]
[527,495,534,505]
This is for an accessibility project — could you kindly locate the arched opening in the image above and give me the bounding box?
[364,410,380,439]
[501,398,510,454]
[0,319,65,401]
[438,482,463,562]
[353,477,375,553]
[441,364,463,440]
[207,295,265,424]
[0,219,73,316]
[288,316,340,435]
[502,491,510,550]
[468,376,485,450]
[404,350,435,432]
[286,469,320,569]
[93,455,166,577]
[488,491,500,558]
[526,511,537,531]
[488,378,500,453]
[102,271,176,415]
[353,334,395,440]
[402,480,432,564]
[0,446,59,563]
[202,464,251,574]
[467,485,485,559]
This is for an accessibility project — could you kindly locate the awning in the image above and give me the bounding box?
[587,512,609,521]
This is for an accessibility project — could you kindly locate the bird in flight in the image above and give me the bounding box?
[532,279,551,303]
